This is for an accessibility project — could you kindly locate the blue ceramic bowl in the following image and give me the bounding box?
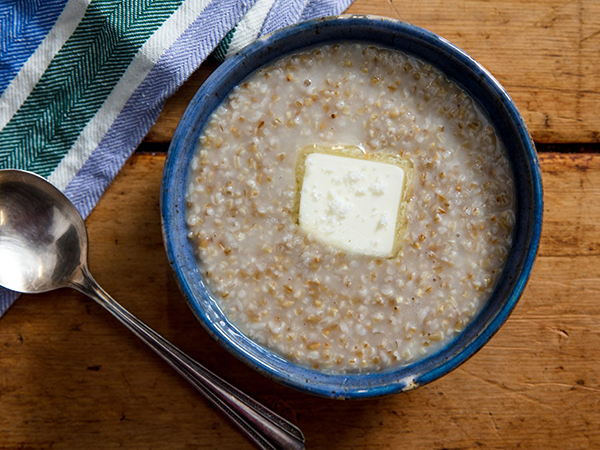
[161,16,543,399]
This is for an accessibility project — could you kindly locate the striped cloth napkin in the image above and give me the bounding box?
[0,0,353,316]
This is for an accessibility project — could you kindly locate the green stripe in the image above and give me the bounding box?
[0,0,183,176]
[212,26,236,62]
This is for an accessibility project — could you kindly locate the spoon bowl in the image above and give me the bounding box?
[0,170,85,293]
[0,169,304,450]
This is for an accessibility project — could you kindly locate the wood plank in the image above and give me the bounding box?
[146,0,600,144]
[0,152,599,448]
[540,153,600,256]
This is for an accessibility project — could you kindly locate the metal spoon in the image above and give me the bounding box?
[0,169,305,450]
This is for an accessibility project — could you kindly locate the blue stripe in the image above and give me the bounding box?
[0,0,69,97]
[259,0,308,36]
[300,0,353,20]
[0,287,19,316]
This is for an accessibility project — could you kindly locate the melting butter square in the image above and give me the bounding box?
[298,152,408,258]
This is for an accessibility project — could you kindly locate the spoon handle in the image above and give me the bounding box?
[71,266,305,450]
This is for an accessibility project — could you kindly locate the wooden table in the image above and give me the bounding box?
[2,1,599,448]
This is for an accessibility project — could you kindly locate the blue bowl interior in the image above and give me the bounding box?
[161,16,543,399]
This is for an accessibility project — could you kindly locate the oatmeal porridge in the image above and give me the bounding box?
[185,43,515,373]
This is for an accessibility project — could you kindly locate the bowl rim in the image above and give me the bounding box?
[161,14,543,399]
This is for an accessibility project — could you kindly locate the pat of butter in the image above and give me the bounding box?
[298,151,409,258]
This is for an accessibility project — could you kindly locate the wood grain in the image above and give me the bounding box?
[146,0,600,145]
[0,152,598,449]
